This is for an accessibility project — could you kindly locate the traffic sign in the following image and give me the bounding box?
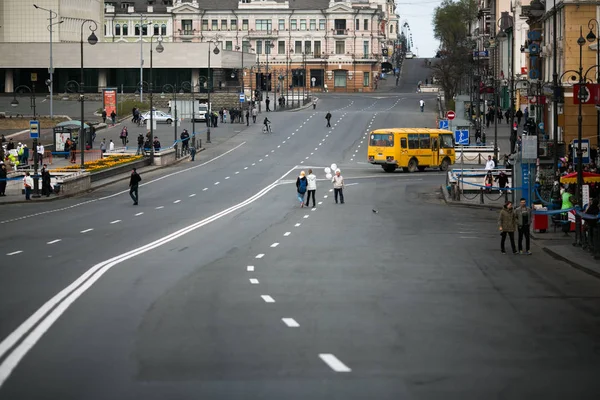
[29,120,40,139]
[573,139,590,164]
[446,110,456,120]
[454,129,469,145]
[239,93,245,102]
[438,119,449,129]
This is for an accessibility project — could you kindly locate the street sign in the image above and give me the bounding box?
[583,185,590,208]
[446,110,456,120]
[573,139,590,164]
[30,73,38,82]
[522,135,538,161]
[29,120,40,139]
[573,83,600,104]
[239,93,245,102]
[438,119,449,129]
[454,129,469,145]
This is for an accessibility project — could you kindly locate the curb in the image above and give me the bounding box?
[541,246,600,280]
[439,185,502,210]
[288,100,316,112]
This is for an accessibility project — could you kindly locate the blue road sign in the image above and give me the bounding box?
[573,139,590,164]
[454,129,469,145]
[29,120,40,139]
[438,119,449,130]
[522,163,531,206]
[239,93,245,102]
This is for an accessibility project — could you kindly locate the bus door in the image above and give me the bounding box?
[419,133,432,166]
[431,135,440,166]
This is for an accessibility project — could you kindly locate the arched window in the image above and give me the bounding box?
[154,24,159,36]
[161,24,167,36]
[115,24,121,36]
[135,24,140,36]
[390,25,394,34]
[123,23,128,35]
[142,23,148,35]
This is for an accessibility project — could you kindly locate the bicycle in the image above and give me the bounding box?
[262,123,272,134]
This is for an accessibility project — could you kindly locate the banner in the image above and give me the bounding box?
[103,88,118,117]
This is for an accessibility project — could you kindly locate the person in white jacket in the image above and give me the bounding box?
[305,169,317,207]
[109,139,115,152]
[332,169,345,204]
[485,155,496,170]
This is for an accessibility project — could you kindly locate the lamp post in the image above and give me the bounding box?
[11,85,39,197]
[587,19,600,160]
[206,40,221,144]
[181,80,199,148]
[149,35,164,162]
[135,14,149,102]
[162,84,179,155]
[266,41,274,111]
[80,19,98,169]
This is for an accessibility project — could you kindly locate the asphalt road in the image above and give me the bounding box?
[1,60,600,399]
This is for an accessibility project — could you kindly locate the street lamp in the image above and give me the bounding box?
[206,40,221,144]
[266,41,275,110]
[149,34,163,162]
[11,85,40,197]
[181,79,199,148]
[162,84,179,156]
[80,19,98,169]
[587,18,600,157]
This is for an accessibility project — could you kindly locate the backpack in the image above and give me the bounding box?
[298,178,307,194]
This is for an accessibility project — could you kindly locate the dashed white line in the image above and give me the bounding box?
[80,229,93,234]
[225,176,230,180]
[305,156,309,160]
[329,189,333,192]
[311,208,316,211]
[7,251,23,256]
[110,220,121,224]
[283,141,286,144]
[259,159,263,162]
[256,254,265,259]
[271,149,275,153]
[203,188,208,191]
[282,318,300,327]
[249,278,259,284]
[155,206,164,210]
[173,200,181,204]
[277,145,281,148]
[215,182,220,185]
[252,163,256,166]
[135,212,144,216]
[319,354,352,372]
[270,243,280,248]
[235,171,240,174]
[295,223,301,227]
[284,232,291,236]
[303,215,309,219]
[47,239,62,244]
[261,295,275,303]
[247,265,255,271]
[287,136,291,139]
[189,194,196,197]
[324,195,328,198]
[318,201,323,205]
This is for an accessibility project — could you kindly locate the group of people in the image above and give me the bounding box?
[101,109,117,126]
[295,168,345,208]
[497,199,533,255]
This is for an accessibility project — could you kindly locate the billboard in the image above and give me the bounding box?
[102,88,118,117]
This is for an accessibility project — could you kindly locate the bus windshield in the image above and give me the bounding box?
[370,134,394,147]
[440,134,454,148]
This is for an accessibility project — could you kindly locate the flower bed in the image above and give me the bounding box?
[54,155,143,173]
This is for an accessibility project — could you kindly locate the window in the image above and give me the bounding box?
[104,24,107,36]
[370,134,394,147]
[314,40,321,57]
[355,19,359,30]
[363,41,369,58]
[123,23,128,35]
[363,71,369,87]
[408,134,419,149]
[226,40,233,50]
[300,19,306,30]
[142,24,148,35]
[334,70,347,87]
[419,134,431,149]
[295,40,302,54]
[334,19,346,34]
[182,20,192,35]
[154,24,159,35]
[335,40,345,54]
[291,19,297,30]
[364,19,368,30]
[202,19,208,30]
[211,20,218,30]
[319,19,326,30]
[265,40,272,54]
[242,40,250,51]
[279,19,285,30]
[440,134,454,148]
[242,19,248,30]
[115,24,121,36]
[161,24,167,36]
[135,24,140,36]
[310,19,316,30]
[256,19,272,31]
[221,19,227,30]
[304,40,311,54]
[231,19,237,30]
[256,40,262,54]
[390,24,394,34]
[278,40,285,54]
[400,137,407,148]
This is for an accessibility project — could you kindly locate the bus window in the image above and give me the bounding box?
[440,134,454,148]
[400,137,407,148]
[370,134,394,147]
[419,134,430,149]
[432,137,438,150]
[408,134,419,149]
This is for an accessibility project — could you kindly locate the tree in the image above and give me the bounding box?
[430,0,478,108]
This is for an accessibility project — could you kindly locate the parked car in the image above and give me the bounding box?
[140,110,173,124]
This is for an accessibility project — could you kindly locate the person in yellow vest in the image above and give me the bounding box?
[561,186,575,236]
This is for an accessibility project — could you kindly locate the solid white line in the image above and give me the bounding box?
[0,142,248,225]
[110,220,121,224]
[174,200,181,204]
[249,278,259,284]
[6,251,22,256]
[256,254,265,259]
[282,318,300,327]
[270,243,279,248]
[261,295,275,303]
[247,265,255,271]
[295,223,301,227]
[80,229,94,234]
[0,164,299,388]
[47,239,62,244]
[189,194,196,197]
[135,212,144,216]
[284,232,291,236]
[155,206,164,210]
[319,354,352,372]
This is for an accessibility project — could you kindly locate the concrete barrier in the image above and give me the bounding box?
[153,148,176,166]
[57,171,91,196]
[90,157,151,183]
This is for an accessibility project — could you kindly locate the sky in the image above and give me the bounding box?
[395,0,442,58]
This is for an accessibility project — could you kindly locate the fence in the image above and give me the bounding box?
[447,168,514,204]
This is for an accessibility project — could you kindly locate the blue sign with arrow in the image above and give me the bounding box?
[438,119,449,130]
[454,129,469,145]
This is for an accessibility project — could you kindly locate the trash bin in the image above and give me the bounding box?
[533,212,549,233]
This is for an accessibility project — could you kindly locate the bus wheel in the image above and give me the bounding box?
[382,165,396,173]
[408,158,418,173]
[440,158,450,171]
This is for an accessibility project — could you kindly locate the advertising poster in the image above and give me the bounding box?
[103,88,118,117]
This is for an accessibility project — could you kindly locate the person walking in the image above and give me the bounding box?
[109,139,115,152]
[296,171,308,207]
[419,99,425,112]
[0,163,7,196]
[23,171,33,201]
[100,138,107,154]
[110,110,117,125]
[265,97,271,112]
[136,134,144,155]
[252,107,258,123]
[37,143,44,164]
[498,201,517,254]
[101,109,107,124]
[515,198,532,254]
[190,145,196,161]
[245,108,250,126]
[41,164,52,197]
[120,127,128,146]
[129,167,141,205]
[332,169,345,204]
[516,108,523,125]
[312,98,317,110]
[325,111,332,127]
[305,169,317,208]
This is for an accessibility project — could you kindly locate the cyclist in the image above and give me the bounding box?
[263,117,271,133]
[419,99,425,112]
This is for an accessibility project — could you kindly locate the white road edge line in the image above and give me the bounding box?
[282,318,300,327]
[0,164,299,388]
[319,354,352,372]
[6,251,22,256]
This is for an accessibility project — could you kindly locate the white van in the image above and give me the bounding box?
[405,51,414,59]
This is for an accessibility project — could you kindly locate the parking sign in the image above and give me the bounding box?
[454,130,469,145]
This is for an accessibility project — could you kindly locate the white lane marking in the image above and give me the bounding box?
[249,278,259,284]
[326,134,329,137]
[324,195,328,198]
[80,229,94,234]
[284,232,291,236]
[277,145,281,148]
[203,188,208,191]
[261,295,275,303]
[235,171,240,174]
[225,176,230,180]
[0,142,247,225]
[283,140,286,144]
[270,243,280,248]
[319,354,352,372]
[318,201,323,205]
[7,251,23,256]
[155,206,164,210]
[47,239,62,244]
[0,165,299,388]
[310,153,314,155]
[174,200,181,204]
[271,149,275,153]
[303,215,309,219]
[244,167,248,170]
[287,137,290,139]
[214,182,220,185]
[300,161,304,164]
[329,189,333,192]
[189,194,196,197]
[247,265,255,271]
[345,183,359,186]
[282,318,300,328]
[295,223,301,227]
[311,208,316,211]
[265,155,269,158]
[252,163,256,166]
[110,220,121,224]
[315,148,318,151]
[305,157,309,160]
[259,159,263,162]
[135,212,144,216]
[256,254,265,259]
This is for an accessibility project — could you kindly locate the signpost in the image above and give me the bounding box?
[454,129,469,145]
[29,120,40,139]
[239,93,245,103]
[573,139,590,164]
[446,110,456,120]
[438,119,449,130]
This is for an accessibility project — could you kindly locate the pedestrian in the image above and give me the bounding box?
[524,107,529,121]
[252,107,257,123]
[332,169,345,204]
[313,98,317,110]
[129,167,141,205]
[23,171,33,200]
[515,197,532,255]
[266,97,271,112]
[485,155,495,170]
[245,108,250,126]
[180,129,190,154]
[516,108,523,125]
[296,170,308,207]
[484,171,494,192]
[504,109,510,124]
[64,139,70,159]
[100,138,107,154]
[495,171,509,189]
[102,109,107,124]
[70,141,77,163]
[110,110,116,125]
[223,108,228,123]
[6,138,15,151]
[190,145,196,161]
[136,134,144,155]
[41,164,52,197]
[120,127,128,146]
[153,137,161,152]
[0,163,7,196]
[305,168,317,208]
[37,143,44,164]
[109,139,115,152]
[325,111,332,127]
[1,134,5,143]
[498,201,517,254]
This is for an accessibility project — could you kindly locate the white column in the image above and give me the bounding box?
[5,69,14,93]
[98,69,108,92]
[192,68,200,92]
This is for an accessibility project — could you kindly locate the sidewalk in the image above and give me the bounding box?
[532,230,600,278]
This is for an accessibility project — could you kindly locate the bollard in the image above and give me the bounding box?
[480,188,484,204]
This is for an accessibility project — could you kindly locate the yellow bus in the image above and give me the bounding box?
[367,128,455,172]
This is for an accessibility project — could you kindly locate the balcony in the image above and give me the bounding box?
[332,29,349,37]
[246,29,279,38]
[177,29,197,39]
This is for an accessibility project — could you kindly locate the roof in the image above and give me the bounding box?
[109,0,330,12]
[371,128,453,134]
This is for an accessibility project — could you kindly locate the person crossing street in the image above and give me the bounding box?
[325,111,332,127]
[129,168,142,205]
